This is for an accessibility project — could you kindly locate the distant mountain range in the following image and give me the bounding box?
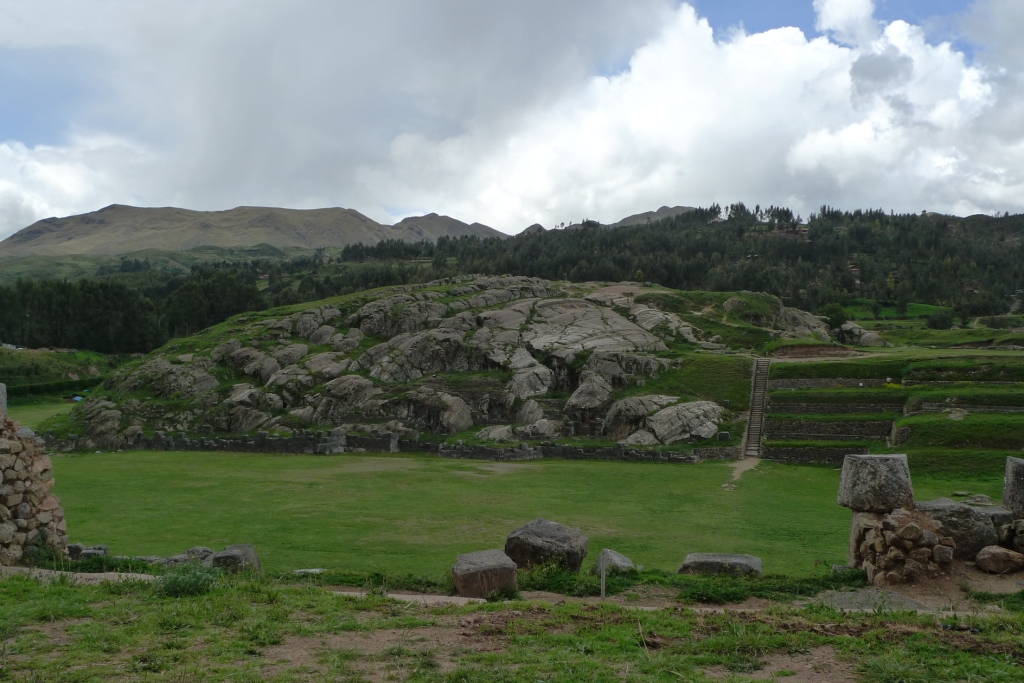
[0,202,696,258]
[0,204,505,257]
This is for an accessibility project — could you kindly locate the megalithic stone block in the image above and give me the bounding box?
[452,549,518,598]
[1004,457,1024,519]
[838,454,914,512]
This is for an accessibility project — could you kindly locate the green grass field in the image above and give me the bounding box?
[6,397,76,429]
[50,451,1001,578]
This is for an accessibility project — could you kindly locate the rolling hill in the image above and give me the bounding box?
[0,204,505,257]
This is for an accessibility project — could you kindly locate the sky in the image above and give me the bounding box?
[0,0,1020,238]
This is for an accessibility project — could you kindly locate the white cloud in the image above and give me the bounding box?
[0,0,1021,238]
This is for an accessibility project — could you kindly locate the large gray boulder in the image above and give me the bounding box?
[505,518,588,572]
[837,454,914,513]
[603,395,678,440]
[679,553,762,576]
[564,373,613,420]
[212,544,262,572]
[1003,457,1024,519]
[452,549,518,598]
[591,548,636,575]
[915,498,998,559]
[646,401,722,444]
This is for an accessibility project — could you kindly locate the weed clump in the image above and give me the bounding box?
[155,562,220,598]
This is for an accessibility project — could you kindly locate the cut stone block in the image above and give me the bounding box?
[591,548,636,575]
[212,544,262,572]
[452,549,518,599]
[1003,457,1024,519]
[837,454,914,512]
[505,518,588,572]
[678,553,762,576]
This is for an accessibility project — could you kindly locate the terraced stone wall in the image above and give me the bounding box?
[762,446,869,465]
[768,379,888,390]
[765,419,893,440]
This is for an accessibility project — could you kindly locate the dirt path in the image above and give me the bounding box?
[730,457,761,481]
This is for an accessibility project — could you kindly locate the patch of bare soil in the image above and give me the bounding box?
[704,646,857,682]
[730,457,760,481]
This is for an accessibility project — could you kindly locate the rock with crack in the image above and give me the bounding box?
[524,299,666,358]
[645,401,723,444]
[774,305,832,341]
[840,322,890,347]
[226,347,281,384]
[564,372,613,421]
[837,454,914,513]
[264,366,314,405]
[346,295,449,337]
[309,376,382,425]
[360,329,472,383]
[505,518,588,572]
[629,303,701,342]
[304,353,352,379]
[211,339,242,362]
[506,348,554,400]
[223,384,284,414]
[516,399,544,425]
[604,395,679,440]
[385,387,473,435]
[309,325,336,345]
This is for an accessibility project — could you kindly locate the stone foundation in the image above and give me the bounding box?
[0,413,68,566]
[849,508,955,585]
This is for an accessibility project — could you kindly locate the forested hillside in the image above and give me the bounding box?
[2,203,1022,353]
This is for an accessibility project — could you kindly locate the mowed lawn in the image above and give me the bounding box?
[50,451,1003,577]
[6,399,75,429]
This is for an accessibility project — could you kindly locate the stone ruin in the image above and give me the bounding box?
[840,453,1024,583]
[0,383,69,565]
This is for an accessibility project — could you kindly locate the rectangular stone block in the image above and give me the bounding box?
[452,549,518,599]
[1003,457,1024,519]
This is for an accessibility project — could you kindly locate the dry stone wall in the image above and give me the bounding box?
[0,384,69,566]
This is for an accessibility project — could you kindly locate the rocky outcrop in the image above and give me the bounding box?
[0,417,68,565]
[117,357,218,398]
[646,401,722,444]
[839,322,890,347]
[604,395,679,440]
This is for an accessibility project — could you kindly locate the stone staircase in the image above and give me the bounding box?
[743,358,771,458]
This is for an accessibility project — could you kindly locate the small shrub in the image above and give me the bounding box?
[155,563,220,598]
[926,310,954,330]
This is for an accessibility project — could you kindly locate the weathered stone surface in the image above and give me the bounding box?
[1004,457,1024,519]
[211,544,261,572]
[273,344,309,366]
[915,498,998,560]
[118,358,219,399]
[477,425,516,442]
[515,419,563,439]
[837,454,914,513]
[361,329,471,383]
[507,348,554,400]
[505,518,588,572]
[976,546,1024,574]
[452,549,518,598]
[646,401,723,444]
[679,553,762,576]
[621,429,659,446]
[591,548,636,574]
[323,376,380,407]
[516,399,544,425]
[304,353,352,379]
[604,395,678,440]
[309,325,336,345]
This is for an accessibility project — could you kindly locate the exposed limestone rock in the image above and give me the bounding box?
[304,353,352,379]
[604,395,679,440]
[117,358,218,399]
[211,339,242,362]
[620,429,659,446]
[309,325,336,345]
[273,344,309,366]
[629,303,700,342]
[774,305,832,341]
[403,388,473,434]
[226,347,281,384]
[646,401,723,444]
[524,299,666,357]
[515,419,564,439]
[477,425,516,442]
[564,373,613,421]
[840,322,891,347]
[361,329,472,383]
[516,399,544,425]
[331,328,364,352]
[224,384,284,414]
